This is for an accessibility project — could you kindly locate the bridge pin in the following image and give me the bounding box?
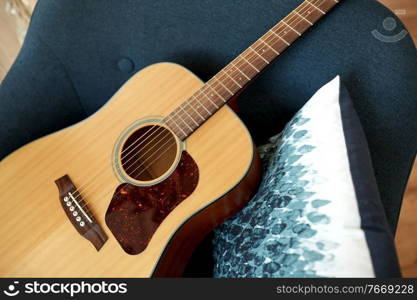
[80,221,85,227]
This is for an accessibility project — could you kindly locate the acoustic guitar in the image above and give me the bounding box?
[0,0,341,277]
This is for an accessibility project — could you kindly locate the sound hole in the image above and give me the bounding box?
[120,125,178,182]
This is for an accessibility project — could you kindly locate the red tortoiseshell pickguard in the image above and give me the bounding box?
[105,151,199,255]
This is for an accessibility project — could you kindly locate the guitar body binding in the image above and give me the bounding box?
[0,62,261,277]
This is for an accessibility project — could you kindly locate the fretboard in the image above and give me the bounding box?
[165,0,341,140]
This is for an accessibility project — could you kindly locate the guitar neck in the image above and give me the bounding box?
[165,0,341,140]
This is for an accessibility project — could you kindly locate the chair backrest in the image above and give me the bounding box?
[1,0,417,231]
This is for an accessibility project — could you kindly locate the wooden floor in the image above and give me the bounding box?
[380,0,417,42]
[379,0,417,278]
[0,0,416,277]
[396,160,417,277]
[0,4,20,80]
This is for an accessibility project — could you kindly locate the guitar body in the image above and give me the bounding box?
[0,0,341,277]
[0,63,261,277]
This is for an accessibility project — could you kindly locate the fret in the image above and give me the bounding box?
[259,37,280,55]
[233,56,258,78]
[252,41,277,62]
[186,99,206,122]
[212,76,234,96]
[222,69,243,88]
[179,105,199,127]
[296,4,324,24]
[216,68,243,89]
[294,10,313,26]
[192,95,212,116]
[176,110,194,132]
[305,0,325,14]
[192,90,218,117]
[225,64,248,87]
[270,28,291,46]
[204,85,223,106]
[249,45,270,64]
[281,20,301,36]
[282,9,316,37]
[240,55,260,72]
[318,0,340,11]
[166,117,188,139]
[164,0,342,140]
[230,61,251,80]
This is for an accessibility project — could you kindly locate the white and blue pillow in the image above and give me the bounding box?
[213,76,400,277]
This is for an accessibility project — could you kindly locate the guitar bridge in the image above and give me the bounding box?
[55,175,108,251]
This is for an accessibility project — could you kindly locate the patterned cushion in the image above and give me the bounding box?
[213,76,401,278]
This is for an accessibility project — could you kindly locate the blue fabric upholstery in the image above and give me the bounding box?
[0,0,416,275]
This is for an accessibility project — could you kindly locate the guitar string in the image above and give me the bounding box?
[48,0,330,184]
[116,0,334,177]
[74,0,329,211]
[114,0,337,164]
[75,0,328,210]
[75,0,329,212]
[117,0,335,173]
[75,0,332,210]
[119,0,332,184]
[70,2,312,207]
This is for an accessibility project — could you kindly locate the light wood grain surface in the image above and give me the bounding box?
[380,0,417,42]
[379,0,417,278]
[0,63,254,276]
[0,0,416,277]
[0,4,20,80]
